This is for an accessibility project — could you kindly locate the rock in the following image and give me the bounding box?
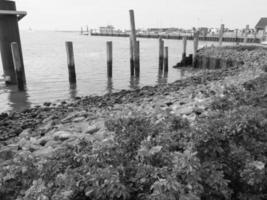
[53,131,73,141]
[85,125,100,134]
[19,128,31,138]
[0,148,16,161]
[33,146,56,158]
[43,102,51,107]
[72,116,85,122]
[166,102,173,106]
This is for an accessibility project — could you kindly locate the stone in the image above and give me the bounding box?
[53,131,74,141]
[19,128,31,138]
[85,125,100,134]
[33,146,56,158]
[0,148,16,161]
[72,116,85,122]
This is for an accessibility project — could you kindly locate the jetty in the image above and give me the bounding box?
[90,32,260,43]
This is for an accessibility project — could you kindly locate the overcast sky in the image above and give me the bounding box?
[16,0,267,31]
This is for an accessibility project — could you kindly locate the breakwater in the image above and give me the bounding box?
[91,32,260,43]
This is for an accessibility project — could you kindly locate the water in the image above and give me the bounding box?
[0,31,214,113]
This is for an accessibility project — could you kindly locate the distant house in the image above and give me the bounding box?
[255,18,267,32]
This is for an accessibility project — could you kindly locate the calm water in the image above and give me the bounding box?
[0,31,215,113]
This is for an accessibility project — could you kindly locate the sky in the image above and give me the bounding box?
[15,0,267,31]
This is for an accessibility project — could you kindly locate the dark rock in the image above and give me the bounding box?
[44,102,51,107]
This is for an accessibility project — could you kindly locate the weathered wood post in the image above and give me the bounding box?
[219,24,224,46]
[0,0,27,84]
[106,41,112,78]
[244,25,249,43]
[193,31,199,67]
[10,42,24,90]
[129,9,139,77]
[81,27,83,35]
[164,47,168,73]
[159,37,164,70]
[182,36,187,59]
[65,41,77,84]
[130,38,134,76]
[136,40,140,76]
[235,29,239,45]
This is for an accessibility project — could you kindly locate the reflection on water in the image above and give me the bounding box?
[0,31,216,113]
[106,78,113,94]
[157,69,168,85]
[69,84,77,99]
[129,76,140,90]
[8,85,31,112]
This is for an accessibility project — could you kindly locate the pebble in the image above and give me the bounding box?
[53,131,74,141]
[85,125,100,135]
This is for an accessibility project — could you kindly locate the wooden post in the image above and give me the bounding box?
[219,24,224,46]
[159,37,164,70]
[244,25,249,43]
[182,36,187,59]
[235,29,239,45]
[136,40,140,76]
[81,27,83,35]
[193,31,199,67]
[106,41,112,78]
[10,42,24,90]
[164,47,168,72]
[65,41,76,84]
[0,0,26,84]
[130,38,134,76]
[129,9,139,77]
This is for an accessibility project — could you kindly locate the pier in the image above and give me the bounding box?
[90,32,260,43]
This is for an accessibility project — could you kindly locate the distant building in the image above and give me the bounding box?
[99,25,115,34]
[255,18,267,32]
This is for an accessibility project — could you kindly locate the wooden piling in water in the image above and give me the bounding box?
[129,9,139,77]
[136,40,140,76]
[219,24,225,46]
[164,47,168,72]
[159,37,164,70]
[65,41,76,84]
[182,36,187,59]
[81,27,83,35]
[0,0,26,84]
[106,41,113,78]
[10,42,24,91]
[130,38,134,76]
[244,25,249,43]
[193,31,199,67]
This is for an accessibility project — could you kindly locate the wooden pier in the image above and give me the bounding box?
[90,32,260,43]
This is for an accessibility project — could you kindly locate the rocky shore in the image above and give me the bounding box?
[1,45,267,200]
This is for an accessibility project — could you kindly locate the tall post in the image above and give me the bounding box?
[0,0,26,84]
[81,27,83,35]
[182,36,187,59]
[65,41,77,84]
[129,9,139,77]
[10,42,24,90]
[164,47,168,73]
[219,24,224,46]
[244,25,249,43]
[235,29,239,45]
[136,40,140,76]
[106,41,112,78]
[159,37,164,70]
[193,31,199,67]
[130,38,134,76]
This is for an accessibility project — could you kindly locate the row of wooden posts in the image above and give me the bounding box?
[9,9,236,91]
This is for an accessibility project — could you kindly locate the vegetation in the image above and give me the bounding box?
[1,73,267,200]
